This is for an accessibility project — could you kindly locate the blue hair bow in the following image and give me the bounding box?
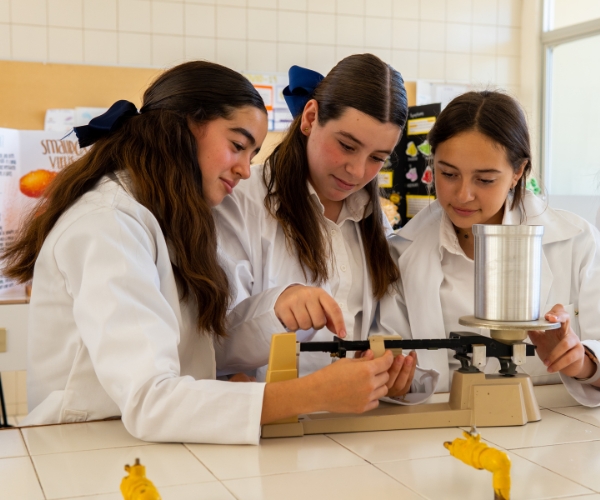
[282,66,324,118]
[74,100,139,148]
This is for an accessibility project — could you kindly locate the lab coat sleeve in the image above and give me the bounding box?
[54,209,265,444]
[215,190,306,372]
[558,225,600,407]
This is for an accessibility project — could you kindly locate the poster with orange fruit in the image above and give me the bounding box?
[0,128,85,299]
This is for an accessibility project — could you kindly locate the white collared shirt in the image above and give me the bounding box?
[214,165,388,377]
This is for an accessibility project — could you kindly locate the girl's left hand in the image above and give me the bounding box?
[528,304,595,379]
[386,350,417,398]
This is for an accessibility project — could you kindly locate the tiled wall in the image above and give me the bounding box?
[0,0,522,92]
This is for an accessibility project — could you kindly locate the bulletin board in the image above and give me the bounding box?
[0,61,162,130]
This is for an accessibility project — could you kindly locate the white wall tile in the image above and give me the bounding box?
[185,4,215,37]
[11,0,47,26]
[419,0,445,21]
[307,13,335,45]
[278,11,306,43]
[335,44,360,61]
[473,0,497,25]
[496,55,519,85]
[247,40,276,71]
[472,25,496,55]
[152,1,183,35]
[248,0,277,8]
[277,41,305,72]
[497,0,521,26]
[446,0,472,23]
[337,0,364,16]
[418,50,444,80]
[445,52,470,82]
[248,8,276,41]
[11,24,47,60]
[186,0,216,3]
[392,19,418,50]
[419,21,445,52]
[49,27,83,62]
[336,15,363,47]
[365,17,391,48]
[307,43,335,74]
[84,29,118,65]
[446,22,470,53]
[307,0,335,13]
[185,36,216,62]
[216,38,246,70]
[279,0,306,11]
[216,6,246,40]
[119,32,151,66]
[118,0,151,33]
[392,0,419,19]
[365,0,392,18]
[152,34,184,67]
[496,26,519,56]
[218,0,246,6]
[16,371,26,405]
[471,54,496,84]
[0,0,9,23]
[368,47,391,64]
[0,23,10,58]
[48,0,83,28]
[84,0,117,30]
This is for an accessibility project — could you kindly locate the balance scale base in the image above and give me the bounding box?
[261,371,541,439]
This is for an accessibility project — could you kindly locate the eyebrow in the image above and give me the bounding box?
[437,160,502,174]
[337,131,393,155]
[230,127,256,146]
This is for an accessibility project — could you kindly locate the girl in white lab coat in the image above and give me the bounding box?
[215,54,437,401]
[387,90,600,406]
[1,61,397,444]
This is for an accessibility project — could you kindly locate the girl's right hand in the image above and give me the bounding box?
[274,285,347,338]
[306,350,394,413]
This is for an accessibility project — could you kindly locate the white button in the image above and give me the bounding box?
[340,265,347,272]
[331,229,337,236]
[338,302,344,309]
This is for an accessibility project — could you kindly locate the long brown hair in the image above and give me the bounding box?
[428,90,532,211]
[2,61,266,338]
[264,54,408,299]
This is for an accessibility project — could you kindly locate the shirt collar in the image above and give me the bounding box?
[307,181,372,224]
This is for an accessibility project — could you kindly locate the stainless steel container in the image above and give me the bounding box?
[473,224,544,321]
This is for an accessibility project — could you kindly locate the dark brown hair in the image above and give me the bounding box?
[2,61,266,338]
[263,54,408,299]
[428,90,532,210]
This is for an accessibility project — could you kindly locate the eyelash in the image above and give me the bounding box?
[440,171,495,184]
[233,142,246,152]
[338,141,385,163]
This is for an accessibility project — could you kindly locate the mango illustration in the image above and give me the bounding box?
[19,169,58,198]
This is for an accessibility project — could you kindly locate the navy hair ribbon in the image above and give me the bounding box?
[74,100,139,148]
[282,66,324,118]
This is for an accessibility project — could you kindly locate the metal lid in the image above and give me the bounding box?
[472,224,544,236]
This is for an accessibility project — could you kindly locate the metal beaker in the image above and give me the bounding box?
[473,224,544,322]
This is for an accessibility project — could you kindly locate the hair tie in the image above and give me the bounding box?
[74,100,139,148]
[282,66,324,118]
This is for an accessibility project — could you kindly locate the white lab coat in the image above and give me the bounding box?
[384,192,600,406]
[22,175,265,444]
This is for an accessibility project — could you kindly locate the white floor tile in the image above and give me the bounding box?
[327,427,466,463]
[223,464,425,500]
[0,428,28,458]
[513,440,600,492]
[469,409,600,450]
[0,456,45,500]
[377,451,592,500]
[55,481,236,500]
[534,383,580,409]
[32,444,216,499]
[186,434,365,480]
[552,405,600,428]
[22,420,149,455]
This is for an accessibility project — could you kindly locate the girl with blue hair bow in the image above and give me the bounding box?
[1,61,398,443]
[215,54,439,402]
